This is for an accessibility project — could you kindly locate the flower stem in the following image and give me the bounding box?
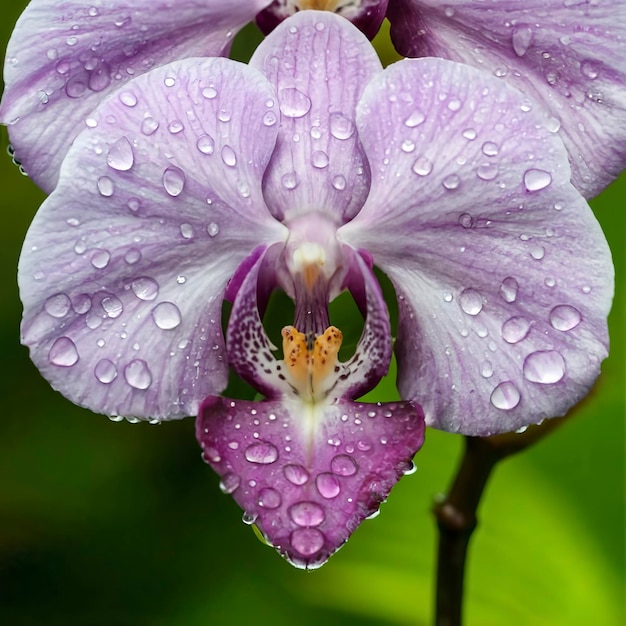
[432,415,568,626]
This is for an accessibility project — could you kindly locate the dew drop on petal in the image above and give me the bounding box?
[289,501,325,527]
[404,109,425,127]
[501,316,531,344]
[124,359,152,389]
[101,295,123,318]
[524,168,552,191]
[279,87,311,118]
[459,288,483,315]
[91,249,111,269]
[207,222,220,237]
[131,276,159,301]
[97,175,114,196]
[141,116,159,135]
[412,156,433,176]
[284,464,309,485]
[331,454,358,476]
[512,27,533,57]
[500,276,519,303]
[462,128,477,140]
[244,441,278,464]
[44,293,71,318]
[180,223,194,239]
[196,134,214,155]
[219,473,241,494]
[490,381,521,410]
[49,336,79,366]
[550,304,582,331]
[290,528,324,556]
[477,164,498,180]
[442,174,460,190]
[263,110,277,126]
[162,165,185,196]
[311,150,329,169]
[257,487,282,509]
[106,136,134,171]
[329,112,355,140]
[221,145,237,167]
[331,174,346,190]
[316,473,341,499]
[124,248,141,265]
[281,172,298,189]
[523,350,565,384]
[94,358,117,383]
[152,301,182,329]
[202,85,217,99]
[480,360,494,378]
[119,90,137,107]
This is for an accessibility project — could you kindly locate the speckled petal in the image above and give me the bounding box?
[340,57,613,436]
[0,0,272,192]
[197,395,425,569]
[18,57,287,420]
[387,0,626,197]
[250,10,381,223]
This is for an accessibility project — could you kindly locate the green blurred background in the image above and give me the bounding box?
[1,5,623,625]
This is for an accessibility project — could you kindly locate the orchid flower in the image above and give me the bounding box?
[13,8,612,568]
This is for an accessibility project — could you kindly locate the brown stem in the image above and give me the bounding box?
[433,415,569,626]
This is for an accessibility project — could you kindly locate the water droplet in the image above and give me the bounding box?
[141,116,159,135]
[462,128,477,140]
[262,110,277,126]
[331,174,346,190]
[523,350,565,384]
[442,174,460,190]
[242,511,258,525]
[289,501,325,527]
[501,316,531,343]
[152,301,182,329]
[290,528,324,556]
[91,249,111,269]
[329,112,355,140]
[401,139,416,153]
[412,156,433,176]
[106,136,134,171]
[49,336,79,366]
[217,109,231,123]
[458,213,473,228]
[221,145,237,167]
[500,276,519,303]
[316,473,341,499]
[524,168,552,191]
[196,134,214,154]
[164,76,176,87]
[94,358,117,383]
[219,473,241,494]
[131,276,159,301]
[44,293,71,318]
[481,141,499,157]
[124,248,141,265]
[490,381,521,410]
[119,91,137,107]
[180,223,194,239]
[244,441,278,464]
[480,360,493,378]
[550,304,582,331]
[284,464,309,485]
[162,165,185,196]
[101,295,123,318]
[279,87,311,118]
[477,164,498,180]
[207,222,220,237]
[72,294,92,314]
[529,244,545,260]
[404,110,425,127]
[202,85,217,99]
[512,27,533,57]
[330,454,358,477]
[459,288,483,315]
[124,359,152,389]
[581,59,599,80]
[311,150,329,169]
[97,176,114,197]
[257,487,282,509]
[281,172,298,189]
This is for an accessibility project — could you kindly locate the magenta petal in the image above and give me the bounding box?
[197,395,425,569]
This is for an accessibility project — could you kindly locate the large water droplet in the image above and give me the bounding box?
[281,172,298,189]
[49,336,79,366]
[131,276,159,301]
[549,304,582,331]
[162,166,185,196]
[501,316,531,343]
[284,464,309,485]
[221,145,237,167]
[244,441,278,464]
[101,295,123,318]
[124,248,141,265]
[524,168,552,191]
[202,85,218,99]
[329,112,355,140]
[44,293,71,318]
[279,87,312,118]
[290,528,324,556]
[219,473,241,494]
[207,222,220,237]
[107,136,134,171]
[97,176,114,197]
[141,116,159,135]
[490,381,521,410]
[289,501,325,527]
[196,134,214,155]
[523,350,565,384]
[442,174,461,190]
[152,301,182,329]
[124,359,152,389]
[94,358,117,383]
[459,288,483,315]
[263,110,277,126]
[91,249,111,269]
[412,156,433,176]
[499,276,519,303]
[257,487,282,509]
[404,110,425,127]
[512,27,533,57]
[311,150,329,169]
[330,454,358,476]
[316,473,341,499]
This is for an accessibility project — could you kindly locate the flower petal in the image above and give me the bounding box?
[340,57,613,435]
[387,0,626,197]
[1,0,272,192]
[197,395,425,569]
[250,10,382,223]
[19,57,287,420]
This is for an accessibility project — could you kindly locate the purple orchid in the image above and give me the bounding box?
[9,8,614,568]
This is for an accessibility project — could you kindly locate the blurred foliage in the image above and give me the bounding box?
[0,6,623,626]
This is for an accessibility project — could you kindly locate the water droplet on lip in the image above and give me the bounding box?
[152,301,182,329]
[221,145,237,167]
[49,336,79,366]
[244,441,278,464]
[290,528,324,556]
[257,487,282,509]
[94,358,117,383]
[501,316,531,343]
[550,304,582,331]
[44,293,71,318]
[289,501,325,527]
[279,87,312,118]
[316,473,341,499]
[523,350,565,383]
[219,473,241,494]
[404,109,425,127]
[512,26,533,57]
[124,359,152,389]
[97,176,114,197]
[500,277,519,303]
[524,168,552,191]
[107,136,134,171]
[131,276,159,301]
[329,112,355,140]
[459,288,483,315]
[330,454,358,476]
[162,165,185,196]
[284,464,309,485]
[412,156,433,176]
[490,381,521,410]
[141,116,159,135]
[196,134,214,155]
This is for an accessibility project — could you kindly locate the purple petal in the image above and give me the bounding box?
[250,10,381,223]
[1,0,272,191]
[340,57,613,435]
[387,0,626,197]
[197,395,425,569]
[19,57,286,420]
